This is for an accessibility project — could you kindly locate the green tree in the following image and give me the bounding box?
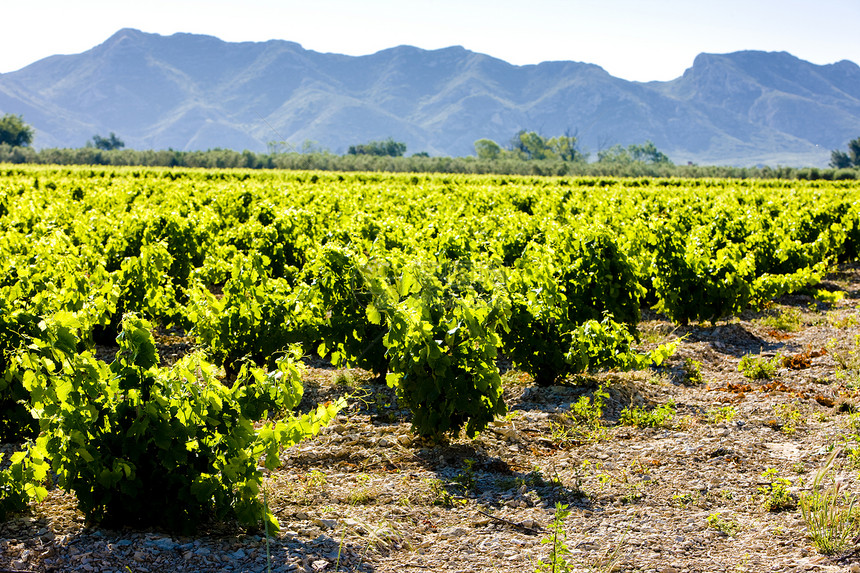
[347,138,406,157]
[597,144,632,164]
[830,137,860,168]
[598,140,672,165]
[474,138,502,160]
[89,132,125,151]
[629,140,672,165]
[507,130,585,162]
[511,130,551,160]
[547,133,585,162]
[0,114,34,147]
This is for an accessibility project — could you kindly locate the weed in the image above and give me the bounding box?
[551,385,609,446]
[734,553,752,573]
[772,402,802,435]
[683,358,703,384]
[758,307,803,332]
[568,461,593,496]
[758,468,797,512]
[308,470,327,488]
[671,492,698,507]
[706,512,740,536]
[347,474,379,505]
[494,476,520,491]
[290,469,328,504]
[800,449,860,554]
[827,311,859,329]
[629,457,652,476]
[426,478,456,507]
[454,459,477,494]
[847,446,860,469]
[618,399,676,428]
[504,409,525,421]
[535,502,572,573]
[828,335,860,386]
[640,322,674,345]
[618,470,645,504]
[706,405,737,424]
[829,336,860,370]
[586,532,626,573]
[332,370,357,388]
[596,472,613,491]
[738,353,780,380]
[524,466,553,488]
[548,422,577,447]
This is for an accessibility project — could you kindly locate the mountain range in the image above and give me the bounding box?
[1,28,859,167]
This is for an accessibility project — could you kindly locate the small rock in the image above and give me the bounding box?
[313,518,338,529]
[439,526,469,539]
[148,537,177,551]
[312,559,330,571]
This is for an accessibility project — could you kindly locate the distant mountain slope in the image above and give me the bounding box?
[1,28,859,166]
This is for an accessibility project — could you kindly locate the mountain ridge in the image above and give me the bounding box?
[1,28,859,167]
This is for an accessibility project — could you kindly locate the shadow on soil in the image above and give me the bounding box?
[0,512,378,573]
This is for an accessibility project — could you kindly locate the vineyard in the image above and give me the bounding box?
[2,165,860,572]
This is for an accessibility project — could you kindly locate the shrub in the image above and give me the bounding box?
[0,448,48,520]
[0,303,44,441]
[188,253,312,378]
[370,263,508,439]
[502,227,644,385]
[27,315,343,532]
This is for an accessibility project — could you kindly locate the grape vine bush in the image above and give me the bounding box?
[12,314,343,532]
[369,263,509,439]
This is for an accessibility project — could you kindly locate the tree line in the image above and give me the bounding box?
[1,113,858,180]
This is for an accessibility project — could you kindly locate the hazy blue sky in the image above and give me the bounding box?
[3,0,858,81]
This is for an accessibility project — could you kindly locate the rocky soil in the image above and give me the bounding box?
[6,266,860,573]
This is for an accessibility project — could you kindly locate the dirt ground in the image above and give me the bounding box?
[5,266,860,573]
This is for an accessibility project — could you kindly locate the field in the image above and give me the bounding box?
[2,166,860,572]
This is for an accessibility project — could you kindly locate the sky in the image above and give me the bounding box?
[2,0,859,82]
